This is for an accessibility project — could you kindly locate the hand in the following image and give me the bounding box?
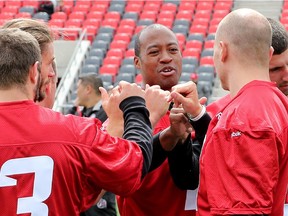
[145,84,170,128]
[100,86,123,137]
[159,107,193,151]
[118,81,145,101]
[169,107,193,138]
[168,81,206,117]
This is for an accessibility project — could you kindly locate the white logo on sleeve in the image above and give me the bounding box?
[231,131,241,138]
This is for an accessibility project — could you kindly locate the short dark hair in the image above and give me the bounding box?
[0,28,41,89]
[268,17,288,55]
[79,73,103,95]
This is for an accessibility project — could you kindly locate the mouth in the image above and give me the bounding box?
[159,66,177,76]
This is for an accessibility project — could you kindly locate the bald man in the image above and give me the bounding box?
[169,8,288,215]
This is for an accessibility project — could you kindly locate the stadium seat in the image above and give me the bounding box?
[65,19,82,28]
[101,19,119,28]
[204,40,214,49]
[158,11,175,20]
[178,1,196,12]
[113,33,131,44]
[110,40,128,51]
[103,56,122,67]
[214,2,233,11]
[125,3,143,13]
[193,18,210,27]
[104,11,121,21]
[194,11,211,20]
[197,65,215,74]
[33,12,49,22]
[197,72,215,86]
[2,6,19,14]
[115,73,135,84]
[213,10,229,19]
[182,64,196,73]
[84,55,103,66]
[161,3,177,13]
[86,11,104,20]
[91,3,108,13]
[201,49,214,58]
[175,10,193,21]
[122,12,139,21]
[88,48,106,59]
[5,0,22,8]
[185,40,203,51]
[99,73,114,85]
[23,0,40,8]
[200,56,214,66]
[19,6,36,16]
[125,48,135,58]
[81,65,99,74]
[182,57,199,67]
[106,48,125,59]
[157,18,174,29]
[196,2,214,11]
[95,33,113,43]
[172,25,189,36]
[179,72,192,83]
[140,11,158,21]
[49,19,65,28]
[108,4,125,14]
[69,11,85,21]
[182,48,201,59]
[122,57,135,66]
[99,65,119,77]
[187,33,204,42]
[174,19,190,27]
[189,25,207,36]
[143,2,161,13]
[137,19,154,26]
[73,4,90,13]
[15,12,32,19]
[51,11,68,20]
[116,25,135,36]
[119,64,137,74]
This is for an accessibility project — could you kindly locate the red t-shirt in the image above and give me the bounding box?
[198,81,288,215]
[0,100,145,216]
[117,111,197,216]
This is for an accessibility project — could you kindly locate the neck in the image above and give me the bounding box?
[0,87,33,102]
[85,96,100,109]
[228,66,270,98]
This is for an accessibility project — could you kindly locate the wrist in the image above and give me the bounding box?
[186,105,206,122]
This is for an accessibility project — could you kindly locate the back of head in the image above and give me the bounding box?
[216,8,272,66]
[79,73,103,95]
[268,17,288,55]
[2,18,54,53]
[0,28,41,89]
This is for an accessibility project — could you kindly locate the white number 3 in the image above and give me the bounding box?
[0,156,54,216]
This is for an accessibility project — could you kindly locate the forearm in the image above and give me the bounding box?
[158,126,188,151]
[190,112,211,144]
[149,133,167,172]
[120,96,153,178]
[168,135,200,190]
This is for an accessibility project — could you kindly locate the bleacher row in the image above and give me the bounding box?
[0,0,287,101]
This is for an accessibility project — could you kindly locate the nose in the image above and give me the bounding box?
[160,51,172,63]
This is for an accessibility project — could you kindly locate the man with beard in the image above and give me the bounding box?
[2,18,56,103]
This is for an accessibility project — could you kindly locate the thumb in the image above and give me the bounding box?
[199,97,207,105]
[99,87,109,102]
[170,92,185,108]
